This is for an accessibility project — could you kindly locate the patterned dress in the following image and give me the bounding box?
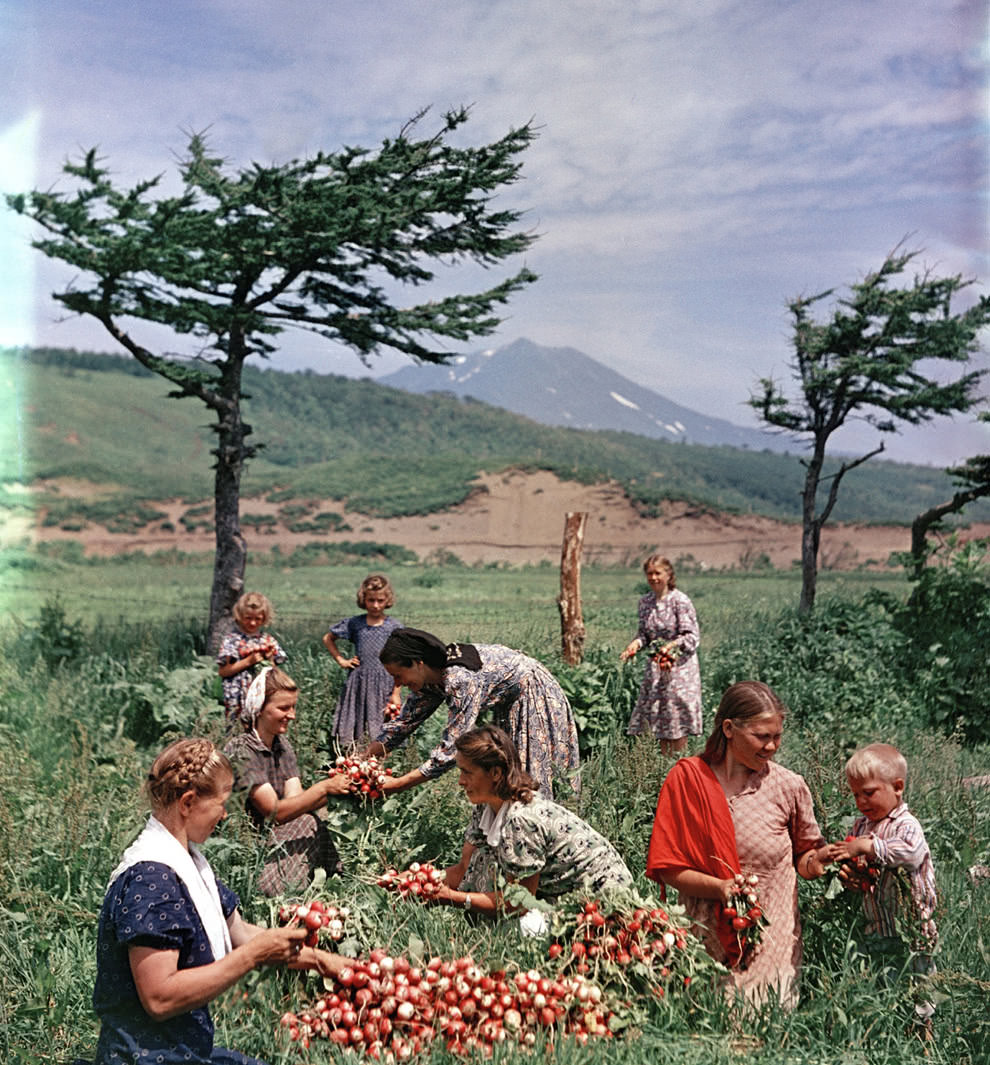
[93,861,265,1065]
[626,589,702,741]
[216,626,287,725]
[223,732,340,896]
[375,643,580,798]
[677,761,825,1007]
[327,614,402,744]
[466,796,633,899]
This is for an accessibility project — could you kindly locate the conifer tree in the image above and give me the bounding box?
[9,109,538,642]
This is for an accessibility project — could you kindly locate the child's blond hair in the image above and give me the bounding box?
[357,573,395,609]
[233,591,274,626]
[845,743,908,784]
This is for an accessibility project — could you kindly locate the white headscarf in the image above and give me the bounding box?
[242,665,272,727]
[107,814,233,961]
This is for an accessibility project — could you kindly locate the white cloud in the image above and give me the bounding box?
[2,0,986,465]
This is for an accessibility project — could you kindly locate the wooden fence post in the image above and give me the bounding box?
[558,512,587,665]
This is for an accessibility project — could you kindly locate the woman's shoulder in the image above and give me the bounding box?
[667,588,694,606]
[502,794,553,829]
[763,760,811,793]
[223,730,266,760]
[105,860,189,907]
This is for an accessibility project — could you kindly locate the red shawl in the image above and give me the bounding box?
[645,755,743,967]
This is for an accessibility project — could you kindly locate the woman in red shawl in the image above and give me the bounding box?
[646,681,833,1007]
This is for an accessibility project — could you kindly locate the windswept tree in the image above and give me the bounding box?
[8,109,538,644]
[750,247,990,613]
[910,411,990,576]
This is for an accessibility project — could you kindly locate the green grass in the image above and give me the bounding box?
[3,566,987,1064]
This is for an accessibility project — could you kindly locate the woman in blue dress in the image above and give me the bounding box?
[322,574,402,744]
[92,738,346,1065]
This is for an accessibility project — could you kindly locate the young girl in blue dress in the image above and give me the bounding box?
[92,737,346,1065]
[323,574,402,745]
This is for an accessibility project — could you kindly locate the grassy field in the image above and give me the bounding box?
[3,561,989,1065]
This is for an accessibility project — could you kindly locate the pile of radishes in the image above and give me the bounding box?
[279,951,615,1057]
[277,899,351,948]
[723,873,767,966]
[376,861,445,902]
[331,754,394,801]
[546,897,701,995]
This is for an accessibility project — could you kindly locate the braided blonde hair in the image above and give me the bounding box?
[145,738,233,812]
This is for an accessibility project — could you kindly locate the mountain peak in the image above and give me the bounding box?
[381,339,795,453]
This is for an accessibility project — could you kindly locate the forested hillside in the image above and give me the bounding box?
[4,346,986,525]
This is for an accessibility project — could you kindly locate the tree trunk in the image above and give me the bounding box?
[557,512,587,665]
[207,358,251,650]
[799,449,825,614]
[911,485,990,577]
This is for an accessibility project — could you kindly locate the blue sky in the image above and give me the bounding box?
[1,0,987,465]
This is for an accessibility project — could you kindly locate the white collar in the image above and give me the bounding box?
[477,801,511,845]
[107,815,232,961]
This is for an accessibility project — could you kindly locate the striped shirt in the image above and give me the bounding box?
[850,802,937,946]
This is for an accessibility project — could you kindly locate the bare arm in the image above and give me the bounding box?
[130,920,306,1022]
[657,867,735,906]
[248,775,348,824]
[796,845,833,879]
[432,870,541,918]
[380,768,429,794]
[323,632,358,669]
[218,651,263,678]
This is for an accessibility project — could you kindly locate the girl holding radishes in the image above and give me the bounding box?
[92,737,347,1065]
[646,681,832,1007]
[430,725,632,919]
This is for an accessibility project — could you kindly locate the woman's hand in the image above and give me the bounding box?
[290,947,350,977]
[619,639,642,662]
[339,655,359,670]
[247,925,310,966]
[797,845,834,880]
[322,772,353,797]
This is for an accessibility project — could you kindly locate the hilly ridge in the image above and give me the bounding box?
[3,346,988,534]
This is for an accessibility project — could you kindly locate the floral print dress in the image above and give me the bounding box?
[216,625,286,725]
[466,796,632,899]
[627,589,702,741]
[375,643,580,798]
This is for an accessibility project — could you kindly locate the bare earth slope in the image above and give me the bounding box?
[14,470,989,570]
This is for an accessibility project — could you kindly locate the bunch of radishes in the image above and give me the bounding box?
[278,951,615,1057]
[331,754,394,800]
[838,836,881,893]
[277,899,351,948]
[648,640,680,670]
[546,898,698,995]
[723,873,767,967]
[237,634,280,664]
[376,861,445,902]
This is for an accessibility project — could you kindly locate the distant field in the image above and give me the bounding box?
[1,555,910,656]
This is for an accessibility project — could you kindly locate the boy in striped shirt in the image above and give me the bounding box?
[832,743,937,1035]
